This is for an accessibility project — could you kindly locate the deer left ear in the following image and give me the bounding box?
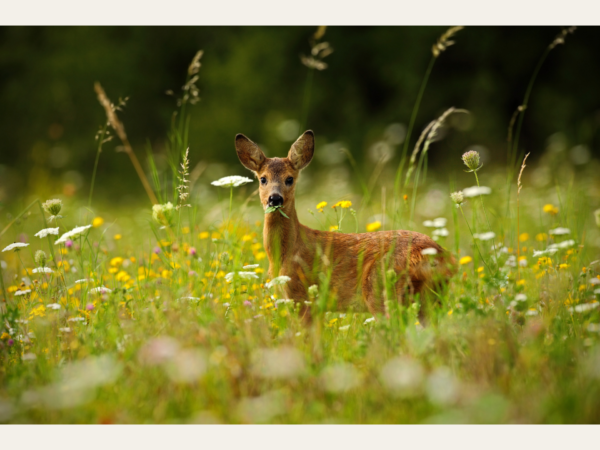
[288,130,314,171]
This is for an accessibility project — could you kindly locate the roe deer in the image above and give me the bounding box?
[235,130,456,320]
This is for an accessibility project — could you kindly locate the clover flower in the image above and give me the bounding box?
[450,191,464,205]
[211,176,253,188]
[2,242,29,253]
[462,150,481,172]
[34,227,59,238]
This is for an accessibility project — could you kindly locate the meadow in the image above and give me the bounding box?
[1,27,600,424]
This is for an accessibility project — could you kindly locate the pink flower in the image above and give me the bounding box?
[86,303,95,311]
[153,246,161,254]
[65,240,73,248]
[244,300,252,307]
[188,247,197,256]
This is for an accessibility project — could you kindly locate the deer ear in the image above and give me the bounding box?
[288,130,314,171]
[235,134,266,172]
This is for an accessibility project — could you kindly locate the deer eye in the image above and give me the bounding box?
[285,177,294,186]
[260,177,267,185]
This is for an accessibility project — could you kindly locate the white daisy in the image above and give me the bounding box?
[265,276,291,288]
[549,227,570,236]
[211,176,253,188]
[15,289,31,296]
[55,225,92,245]
[462,186,492,198]
[32,267,53,274]
[421,247,438,256]
[34,227,59,238]
[2,242,29,252]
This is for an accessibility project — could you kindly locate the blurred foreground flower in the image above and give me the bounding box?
[34,227,59,238]
[366,221,381,232]
[252,347,306,379]
[462,186,492,198]
[265,276,291,289]
[316,201,327,212]
[379,357,424,397]
[92,217,104,227]
[152,202,174,226]
[474,232,496,241]
[321,363,361,393]
[55,225,92,245]
[549,227,570,236]
[211,176,253,188]
[423,218,447,228]
[459,256,473,265]
[2,242,29,252]
[543,204,559,215]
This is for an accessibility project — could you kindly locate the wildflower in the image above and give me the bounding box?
[473,231,496,241]
[65,240,73,248]
[519,233,529,242]
[329,225,339,231]
[543,204,559,215]
[34,227,59,238]
[338,325,350,331]
[32,267,53,274]
[47,303,61,310]
[55,225,92,245]
[34,250,47,267]
[74,279,89,284]
[421,248,438,256]
[92,217,104,227]
[536,233,548,242]
[90,287,112,294]
[114,234,122,240]
[152,202,175,226]
[450,191,464,205]
[199,231,210,239]
[569,302,599,314]
[320,363,360,393]
[548,239,576,250]
[243,264,260,269]
[244,300,252,307]
[211,176,253,188]
[316,201,327,212]
[188,247,197,256]
[549,227,570,236]
[86,303,95,310]
[462,186,492,198]
[308,284,319,297]
[2,242,29,252]
[366,221,381,232]
[423,218,447,228]
[459,256,472,265]
[42,199,62,217]
[364,317,375,325]
[559,263,570,269]
[251,347,306,379]
[432,228,449,240]
[332,200,352,209]
[462,150,481,172]
[225,271,259,283]
[265,276,291,289]
[15,289,31,296]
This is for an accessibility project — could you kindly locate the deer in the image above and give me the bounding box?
[235,130,456,322]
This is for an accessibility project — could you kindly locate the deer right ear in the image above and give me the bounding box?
[235,134,266,172]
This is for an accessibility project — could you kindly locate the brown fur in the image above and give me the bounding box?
[235,130,456,320]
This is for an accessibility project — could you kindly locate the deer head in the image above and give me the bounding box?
[235,130,314,210]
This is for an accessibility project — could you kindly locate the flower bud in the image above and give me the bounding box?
[308,284,319,298]
[462,150,481,172]
[34,250,47,267]
[152,202,174,226]
[450,191,464,205]
[42,199,62,216]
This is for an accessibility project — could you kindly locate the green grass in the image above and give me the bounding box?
[1,156,599,423]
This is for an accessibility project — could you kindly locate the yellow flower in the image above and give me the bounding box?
[182,226,190,235]
[559,263,570,269]
[516,279,526,286]
[114,234,122,240]
[536,233,548,242]
[459,256,472,265]
[477,266,484,273]
[519,233,529,242]
[211,232,221,239]
[332,200,352,209]
[329,225,339,231]
[1,332,10,340]
[543,204,559,215]
[255,252,267,261]
[199,231,210,239]
[242,234,253,242]
[366,221,381,232]
[161,270,172,279]
[92,217,104,227]
[110,256,124,267]
[447,309,453,316]
[316,201,328,212]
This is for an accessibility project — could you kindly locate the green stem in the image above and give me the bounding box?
[89,124,108,209]
[459,206,491,272]
[473,171,499,270]
[394,56,436,199]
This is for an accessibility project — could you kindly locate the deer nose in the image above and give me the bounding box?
[268,194,283,207]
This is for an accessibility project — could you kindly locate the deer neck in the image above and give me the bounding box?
[263,200,300,274]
